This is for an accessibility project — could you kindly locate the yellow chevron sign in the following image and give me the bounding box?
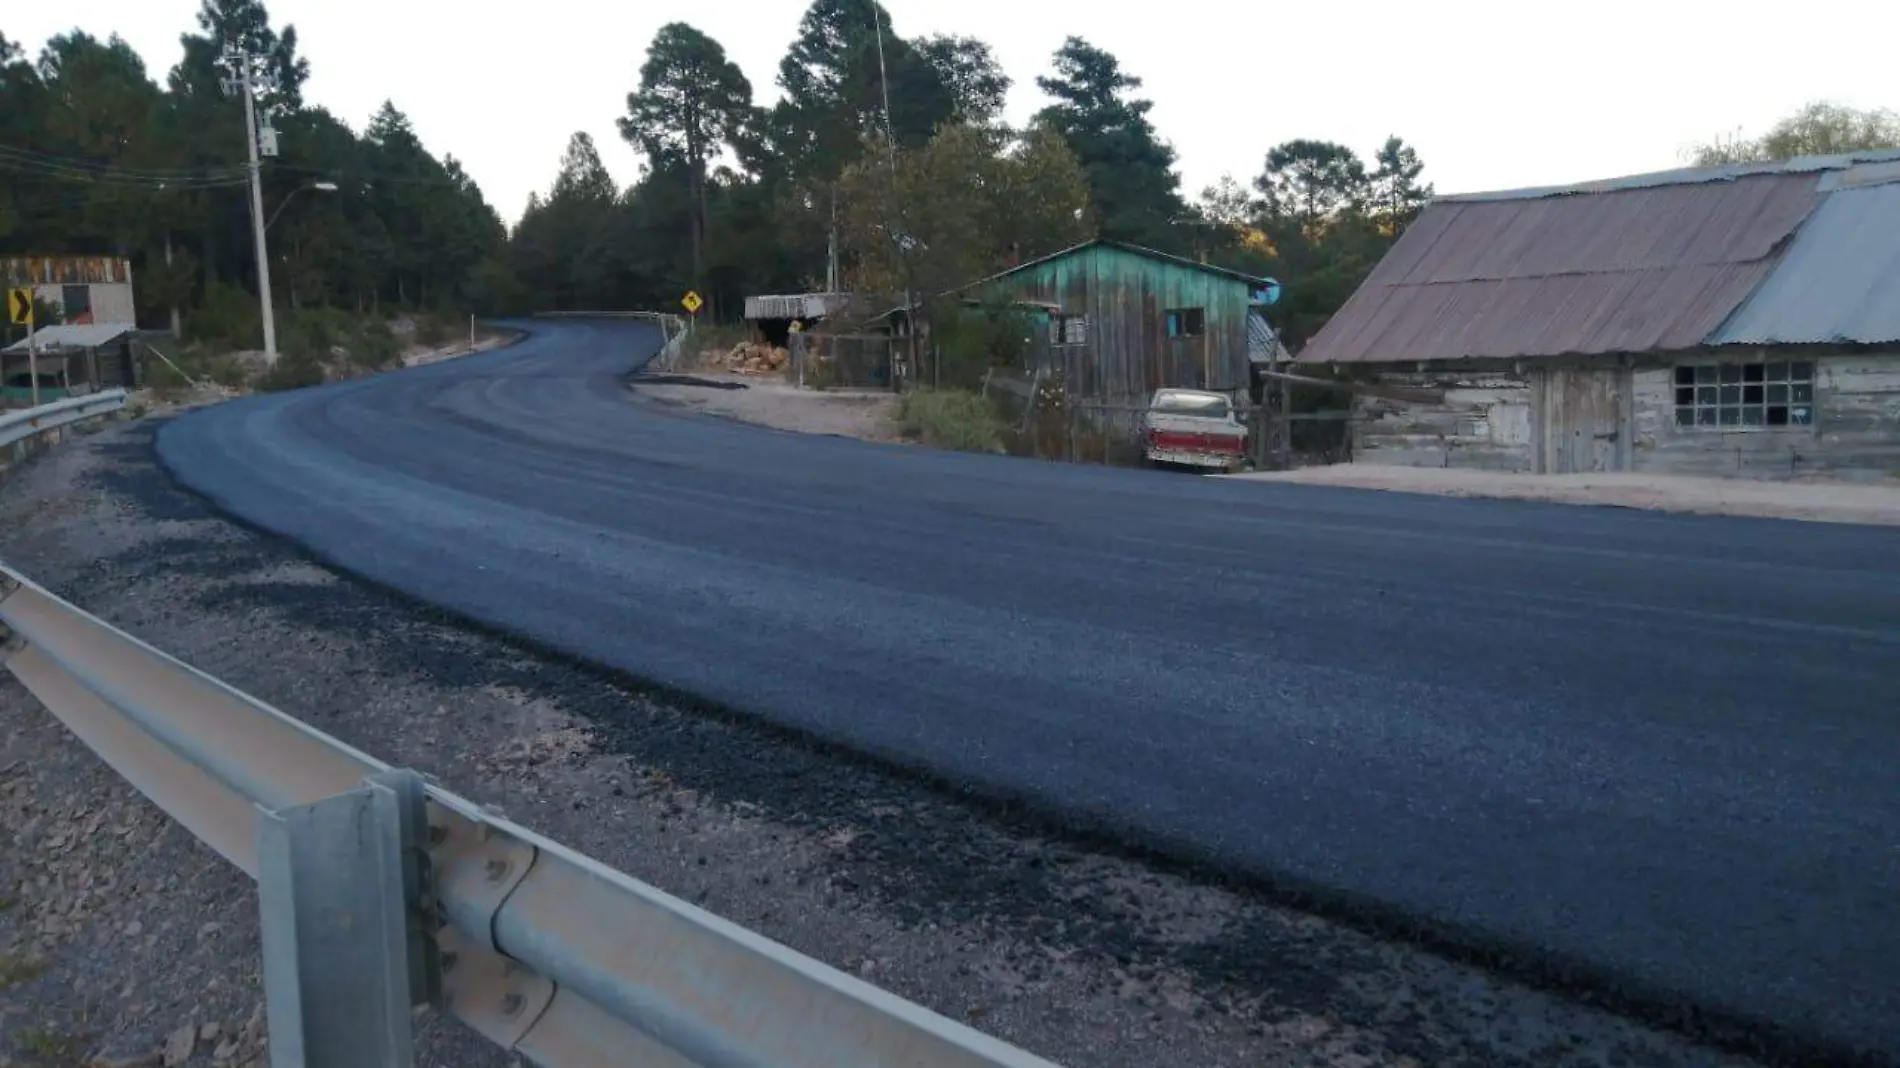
[6,288,30,325]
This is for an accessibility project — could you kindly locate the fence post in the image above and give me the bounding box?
[256,770,437,1068]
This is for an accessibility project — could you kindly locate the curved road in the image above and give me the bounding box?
[158,319,1900,1060]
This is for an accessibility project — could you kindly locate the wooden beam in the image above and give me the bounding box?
[1256,368,1446,405]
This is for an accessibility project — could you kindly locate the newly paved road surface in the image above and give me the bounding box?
[158,320,1900,1059]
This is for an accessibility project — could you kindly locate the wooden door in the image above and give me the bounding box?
[1538,368,1630,474]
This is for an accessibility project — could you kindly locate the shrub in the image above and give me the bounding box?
[256,350,325,392]
[413,313,455,348]
[184,284,263,351]
[351,318,403,370]
[899,389,1008,453]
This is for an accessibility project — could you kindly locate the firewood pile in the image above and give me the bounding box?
[718,341,791,375]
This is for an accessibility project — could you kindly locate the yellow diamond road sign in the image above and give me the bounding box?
[681,290,703,315]
[6,288,30,326]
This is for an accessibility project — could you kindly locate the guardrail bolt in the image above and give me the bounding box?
[427,823,448,846]
[500,993,524,1017]
[484,858,510,883]
[440,951,458,973]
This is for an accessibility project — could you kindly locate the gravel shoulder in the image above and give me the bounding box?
[1228,464,1900,525]
[0,419,1763,1068]
[630,371,903,443]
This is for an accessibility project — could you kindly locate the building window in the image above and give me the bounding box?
[1673,361,1814,429]
[1050,314,1088,346]
[1165,307,1205,338]
[61,284,91,323]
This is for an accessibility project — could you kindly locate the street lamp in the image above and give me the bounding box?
[251,180,337,362]
[265,180,338,232]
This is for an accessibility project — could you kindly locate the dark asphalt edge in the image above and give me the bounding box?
[146,414,1876,1068]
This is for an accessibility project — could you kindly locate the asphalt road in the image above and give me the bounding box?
[157,319,1900,1061]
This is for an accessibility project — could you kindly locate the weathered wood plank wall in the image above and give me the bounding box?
[1632,352,1900,481]
[1349,368,1536,470]
[1350,351,1900,481]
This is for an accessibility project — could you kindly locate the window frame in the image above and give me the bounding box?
[1165,307,1206,339]
[1671,360,1816,432]
[1050,313,1089,347]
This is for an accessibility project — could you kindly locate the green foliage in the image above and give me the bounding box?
[929,301,1038,391]
[256,348,324,392]
[413,312,454,348]
[1034,37,1186,251]
[3,2,506,331]
[899,389,1008,453]
[185,282,264,351]
[1693,100,1900,165]
[0,952,47,991]
[837,123,1093,302]
[913,36,1010,126]
[620,23,757,288]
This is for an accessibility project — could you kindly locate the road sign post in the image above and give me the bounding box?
[8,288,37,408]
[680,291,702,342]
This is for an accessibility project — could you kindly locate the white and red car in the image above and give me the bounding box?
[1142,388,1251,472]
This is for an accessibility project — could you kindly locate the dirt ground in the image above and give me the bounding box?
[0,421,1763,1068]
[400,327,514,368]
[631,371,903,443]
[1228,464,1900,526]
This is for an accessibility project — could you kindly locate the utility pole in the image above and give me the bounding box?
[222,45,282,364]
[869,5,923,389]
[826,186,840,294]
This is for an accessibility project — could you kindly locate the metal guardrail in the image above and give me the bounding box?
[0,561,1060,1068]
[0,389,129,450]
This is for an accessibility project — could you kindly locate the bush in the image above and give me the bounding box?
[184,284,263,352]
[413,313,455,348]
[899,389,1008,454]
[256,350,325,393]
[352,318,403,370]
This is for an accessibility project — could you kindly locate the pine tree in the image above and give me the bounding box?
[621,23,756,289]
[1033,38,1185,251]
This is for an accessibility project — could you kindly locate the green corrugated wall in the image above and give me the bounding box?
[974,244,1255,400]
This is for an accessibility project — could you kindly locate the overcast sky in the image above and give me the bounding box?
[12,1,1899,224]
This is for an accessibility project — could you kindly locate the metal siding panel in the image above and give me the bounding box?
[1711,183,1900,345]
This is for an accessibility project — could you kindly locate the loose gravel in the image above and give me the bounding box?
[0,417,1764,1068]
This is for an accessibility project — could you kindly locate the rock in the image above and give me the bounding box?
[199,1022,221,1042]
[123,920,142,936]
[212,1039,238,1063]
[162,1024,195,1067]
[89,1052,161,1068]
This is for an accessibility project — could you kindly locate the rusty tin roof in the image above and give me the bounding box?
[1297,150,1900,365]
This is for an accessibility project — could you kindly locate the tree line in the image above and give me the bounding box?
[1,0,507,349]
[5,0,1897,355]
[515,0,1438,347]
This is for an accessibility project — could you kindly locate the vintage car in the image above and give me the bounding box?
[1142,388,1250,472]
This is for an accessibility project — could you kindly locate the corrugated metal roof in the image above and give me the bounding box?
[1709,181,1900,345]
[1299,172,1821,364]
[0,323,135,353]
[967,239,1275,290]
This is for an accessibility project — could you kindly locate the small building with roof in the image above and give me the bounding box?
[1297,151,1900,480]
[1,323,143,405]
[957,239,1280,402]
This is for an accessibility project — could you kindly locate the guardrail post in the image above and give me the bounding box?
[256,770,438,1068]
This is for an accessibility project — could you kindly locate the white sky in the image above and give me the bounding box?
[11,1,1899,225]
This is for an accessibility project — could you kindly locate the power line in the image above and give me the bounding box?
[0,145,251,187]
